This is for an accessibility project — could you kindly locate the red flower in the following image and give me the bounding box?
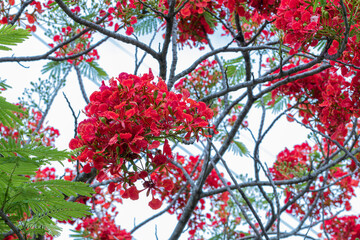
[122,186,139,200]
[148,197,162,210]
[69,138,82,150]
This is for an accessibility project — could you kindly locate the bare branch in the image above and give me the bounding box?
[0,209,25,240]
[74,64,90,105]
[54,0,160,60]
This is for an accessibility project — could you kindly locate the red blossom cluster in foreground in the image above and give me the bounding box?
[69,70,213,208]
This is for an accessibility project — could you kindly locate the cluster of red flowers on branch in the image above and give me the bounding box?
[274,0,360,58]
[270,141,359,221]
[171,0,222,46]
[158,0,278,47]
[69,70,213,208]
[101,0,138,35]
[0,107,59,147]
[74,213,132,240]
[224,0,279,19]
[322,215,360,240]
[33,167,56,182]
[0,0,44,32]
[268,61,360,143]
[49,26,99,65]
[175,59,223,114]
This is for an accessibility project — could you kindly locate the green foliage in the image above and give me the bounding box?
[0,137,69,163]
[41,61,70,79]
[133,16,160,36]
[229,140,249,156]
[77,60,108,84]
[0,156,94,236]
[0,95,94,238]
[42,60,107,86]
[0,25,30,51]
[0,79,11,91]
[0,96,25,128]
[255,92,289,114]
[224,56,246,83]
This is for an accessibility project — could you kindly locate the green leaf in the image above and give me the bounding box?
[31,179,95,198]
[0,138,70,163]
[0,96,25,128]
[133,16,160,36]
[0,161,93,237]
[41,61,70,79]
[0,25,30,51]
[230,140,249,156]
[0,79,11,91]
[78,61,108,85]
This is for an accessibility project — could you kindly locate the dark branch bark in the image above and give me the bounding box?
[54,0,160,61]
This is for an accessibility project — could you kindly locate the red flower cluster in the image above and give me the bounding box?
[0,0,44,32]
[268,62,360,143]
[323,215,360,240]
[175,59,223,115]
[49,26,99,65]
[69,70,213,207]
[75,213,132,240]
[0,107,59,147]
[270,142,311,180]
[274,0,322,54]
[270,142,359,219]
[224,0,279,19]
[274,0,360,56]
[33,167,56,182]
[101,0,137,35]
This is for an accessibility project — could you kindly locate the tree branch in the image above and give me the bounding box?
[0,209,25,240]
[54,0,160,60]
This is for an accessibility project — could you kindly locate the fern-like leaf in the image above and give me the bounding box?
[41,61,70,79]
[78,61,108,85]
[0,79,11,91]
[0,25,30,51]
[0,96,24,127]
[133,16,160,36]
[0,138,69,163]
[230,140,249,156]
[31,179,95,197]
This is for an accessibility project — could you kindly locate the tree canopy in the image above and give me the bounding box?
[1,0,360,239]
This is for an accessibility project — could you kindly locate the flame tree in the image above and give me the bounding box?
[1,0,360,239]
